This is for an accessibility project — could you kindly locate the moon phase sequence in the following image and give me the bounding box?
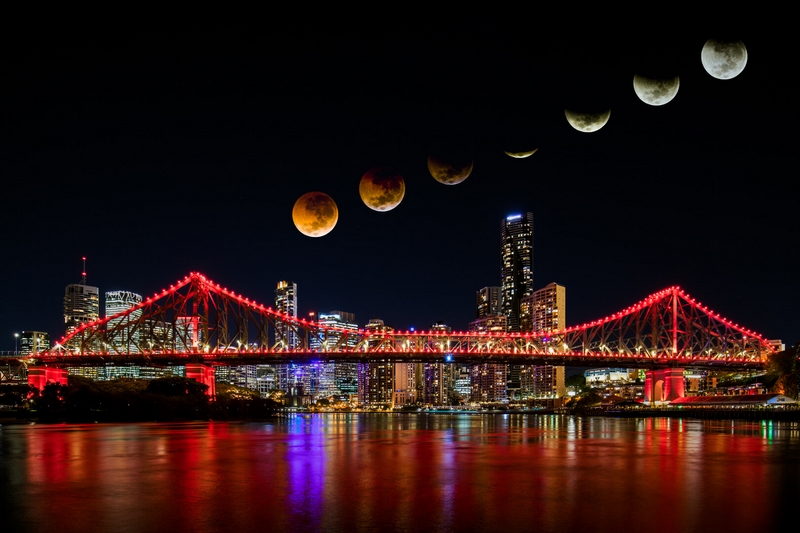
[701,39,747,80]
[359,167,405,212]
[633,75,680,106]
[565,109,611,133]
[292,192,338,237]
[427,154,473,185]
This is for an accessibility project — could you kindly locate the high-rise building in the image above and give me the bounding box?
[19,331,50,355]
[500,212,533,333]
[274,281,298,350]
[420,322,453,406]
[521,282,567,398]
[63,261,100,351]
[500,213,533,398]
[363,318,412,408]
[105,290,143,353]
[476,286,502,319]
[310,310,359,401]
[468,313,507,404]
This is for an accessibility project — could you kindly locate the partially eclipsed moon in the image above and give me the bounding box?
[565,109,611,133]
[504,148,538,159]
[359,167,405,212]
[633,75,680,106]
[292,192,338,237]
[427,154,473,185]
[701,39,747,80]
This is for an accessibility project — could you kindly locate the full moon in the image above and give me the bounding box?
[633,75,680,106]
[503,148,538,159]
[565,109,611,133]
[427,154,473,185]
[292,192,338,237]
[701,39,747,80]
[359,167,405,212]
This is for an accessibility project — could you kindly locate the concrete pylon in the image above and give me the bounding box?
[185,363,216,398]
[644,368,685,404]
[27,367,69,393]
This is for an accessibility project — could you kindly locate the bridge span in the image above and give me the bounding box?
[6,272,777,403]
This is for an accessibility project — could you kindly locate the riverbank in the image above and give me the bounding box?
[6,407,800,424]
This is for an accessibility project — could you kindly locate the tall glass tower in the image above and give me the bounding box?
[500,212,533,333]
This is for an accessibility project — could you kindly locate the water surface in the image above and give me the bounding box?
[2,414,798,533]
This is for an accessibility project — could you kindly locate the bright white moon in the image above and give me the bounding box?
[701,39,747,80]
[565,109,611,133]
[633,75,680,106]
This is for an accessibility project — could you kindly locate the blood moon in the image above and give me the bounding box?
[292,192,338,237]
[427,153,473,185]
[359,167,405,212]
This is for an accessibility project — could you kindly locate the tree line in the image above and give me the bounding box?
[0,375,281,423]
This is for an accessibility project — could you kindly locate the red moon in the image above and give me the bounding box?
[292,192,338,237]
[359,167,405,212]
[427,154,473,185]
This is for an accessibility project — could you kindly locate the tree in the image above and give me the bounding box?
[766,343,799,399]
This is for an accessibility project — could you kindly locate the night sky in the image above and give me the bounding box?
[1,20,796,352]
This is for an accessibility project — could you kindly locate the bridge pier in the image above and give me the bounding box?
[28,367,69,393]
[185,363,216,398]
[643,368,685,404]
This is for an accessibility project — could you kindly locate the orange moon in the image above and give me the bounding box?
[359,167,405,212]
[427,154,473,185]
[292,192,338,237]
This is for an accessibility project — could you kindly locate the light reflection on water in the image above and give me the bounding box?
[2,414,799,533]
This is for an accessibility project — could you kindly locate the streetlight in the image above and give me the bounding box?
[14,333,19,355]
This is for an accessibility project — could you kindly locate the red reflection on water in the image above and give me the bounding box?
[5,416,797,533]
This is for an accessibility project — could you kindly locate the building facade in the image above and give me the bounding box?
[500,213,534,333]
[105,290,143,353]
[64,270,100,351]
[522,282,567,398]
[19,331,50,355]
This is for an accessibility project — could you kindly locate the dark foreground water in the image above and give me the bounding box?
[2,413,799,533]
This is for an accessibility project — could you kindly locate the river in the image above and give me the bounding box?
[2,413,798,533]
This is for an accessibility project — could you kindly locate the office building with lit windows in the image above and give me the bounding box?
[500,212,534,398]
[310,310,359,401]
[468,313,507,404]
[19,331,50,355]
[64,271,100,351]
[105,290,143,353]
[363,318,413,408]
[521,282,567,398]
[501,213,533,333]
[275,280,298,350]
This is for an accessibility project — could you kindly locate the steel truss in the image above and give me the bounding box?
[27,275,773,370]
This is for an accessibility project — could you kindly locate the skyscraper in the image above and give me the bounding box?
[63,259,99,350]
[500,212,533,333]
[501,213,533,399]
[274,280,299,394]
[310,310,359,401]
[274,280,298,350]
[521,282,567,398]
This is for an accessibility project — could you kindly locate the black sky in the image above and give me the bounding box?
[1,19,796,351]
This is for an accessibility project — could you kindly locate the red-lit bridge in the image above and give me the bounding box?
[6,272,777,402]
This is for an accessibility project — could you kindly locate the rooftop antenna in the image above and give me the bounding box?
[81,256,87,285]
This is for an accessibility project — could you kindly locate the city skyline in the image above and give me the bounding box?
[2,23,796,352]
